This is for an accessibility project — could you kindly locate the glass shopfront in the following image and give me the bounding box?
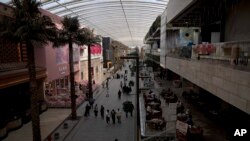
[45,76,69,96]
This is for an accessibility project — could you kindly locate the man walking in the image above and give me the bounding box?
[120,81,123,88]
[89,98,95,109]
[84,103,91,117]
[106,89,109,97]
[111,109,116,124]
[101,105,105,119]
[94,104,98,117]
[129,103,134,117]
[106,80,109,89]
[118,90,121,99]
[106,110,110,124]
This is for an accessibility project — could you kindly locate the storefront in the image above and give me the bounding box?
[45,76,69,96]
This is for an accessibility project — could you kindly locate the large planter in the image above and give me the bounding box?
[22,109,31,124]
[129,81,134,86]
[0,122,7,140]
[0,127,7,140]
[7,117,22,131]
[40,102,47,112]
[122,101,134,113]
[39,101,48,113]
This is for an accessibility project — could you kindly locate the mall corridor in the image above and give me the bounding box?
[64,63,136,141]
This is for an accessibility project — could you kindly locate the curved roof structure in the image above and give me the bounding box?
[3,0,168,47]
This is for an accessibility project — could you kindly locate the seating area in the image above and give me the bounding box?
[143,90,166,131]
[181,88,222,122]
[159,87,204,141]
[160,88,178,104]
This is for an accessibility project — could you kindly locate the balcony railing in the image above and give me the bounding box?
[163,41,250,71]
[192,41,250,68]
[145,53,160,63]
[166,47,192,59]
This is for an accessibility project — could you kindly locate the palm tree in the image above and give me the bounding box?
[0,0,57,141]
[55,16,92,120]
[82,29,101,99]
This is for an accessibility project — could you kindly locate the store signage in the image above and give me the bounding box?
[59,66,67,74]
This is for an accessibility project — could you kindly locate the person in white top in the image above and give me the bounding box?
[116,108,122,123]
[106,110,110,124]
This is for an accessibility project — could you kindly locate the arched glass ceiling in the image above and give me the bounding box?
[4,0,168,47]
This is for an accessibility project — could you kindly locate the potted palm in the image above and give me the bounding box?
[0,118,7,140]
[129,80,134,86]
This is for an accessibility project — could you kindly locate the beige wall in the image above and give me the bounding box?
[166,57,250,114]
[0,3,13,17]
[167,0,195,23]
[80,58,103,84]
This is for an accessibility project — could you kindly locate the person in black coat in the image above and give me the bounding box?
[100,105,105,119]
[118,90,122,99]
[111,109,116,124]
[84,103,91,117]
[94,104,98,117]
[89,98,95,109]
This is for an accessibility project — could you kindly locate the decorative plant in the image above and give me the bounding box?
[193,44,216,54]
[129,80,134,86]
[122,101,134,113]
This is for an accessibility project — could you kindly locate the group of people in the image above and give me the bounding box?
[82,62,136,141]
[120,77,133,94]
[84,103,123,125]
[105,108,122,124]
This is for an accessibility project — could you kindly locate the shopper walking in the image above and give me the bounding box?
[94,104,98,117]
[106,110,110,124]
[102,81,105,88]
[101,105,105,119]
[120,81,123,88]
[118,89,121,99]
[106,80,109,89]
[129,103,134,117]
[111,109,116,124]
[106,89,109,97]
[89,98,95,109]
[84,103,91,117]
[116,108,121,124]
